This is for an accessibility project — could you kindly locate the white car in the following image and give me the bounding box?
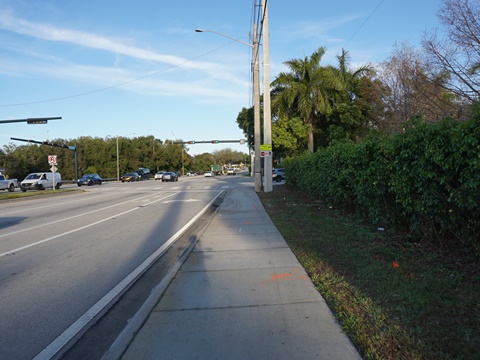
[227,168,236,175]
[204,171,214,177]
[272,168,285,182]
[154,171,165,180]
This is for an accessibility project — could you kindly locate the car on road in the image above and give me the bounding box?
[135,168,151,180]
[227,168,236,175]
[0,173,18,192]
[272,168,286,182]
[204,171,214,177]
[162,172,178,182]
[196,170,205,176]
[20,172,62,191]
[120,172,140,182]
[154,171,166,180]
[186,171,196,176]
[77,174,102,186]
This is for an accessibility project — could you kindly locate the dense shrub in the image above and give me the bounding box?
[284,117,480,252]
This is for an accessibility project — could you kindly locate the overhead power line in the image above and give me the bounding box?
[343,0,385,48]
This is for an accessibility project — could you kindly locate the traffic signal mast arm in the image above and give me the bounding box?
[183,139,246,145]
[10,137,76,150]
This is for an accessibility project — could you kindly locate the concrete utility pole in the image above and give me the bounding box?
[262,0,273,192]
[253,22,262,192]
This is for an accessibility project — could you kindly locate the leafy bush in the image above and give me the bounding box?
[285,117,480,252]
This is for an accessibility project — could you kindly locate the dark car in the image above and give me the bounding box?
[135,168,151,180]
[77,173,102,186]
[162,172,178,182]
[120,172,140,182]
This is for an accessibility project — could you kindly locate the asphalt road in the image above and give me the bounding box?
[0,174,252,360]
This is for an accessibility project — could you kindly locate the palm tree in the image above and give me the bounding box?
[333,49,373,102]
[271,47,343,152]
[325,49,375,142]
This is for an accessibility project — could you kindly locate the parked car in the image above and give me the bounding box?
[154,171,166,180]
[272,168,286,182]
[120,172,140,182]
[162,172,178,182]
[196,170,205,175]
[186,171,196,176]
[204,171,214,177]
[77,173,102,186]
[227,168,236,175]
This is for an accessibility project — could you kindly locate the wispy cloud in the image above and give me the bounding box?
[0,9,189,66]
[0,10,251,103]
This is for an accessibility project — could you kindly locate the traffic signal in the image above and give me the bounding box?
[211,140,219,144]
[188,141,195,144]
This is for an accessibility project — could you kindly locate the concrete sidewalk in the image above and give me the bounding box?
[118,186,362,359]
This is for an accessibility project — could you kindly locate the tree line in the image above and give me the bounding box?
[0,135,248,181]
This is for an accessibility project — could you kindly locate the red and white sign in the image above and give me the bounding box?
[260,151,272,158]
[48,155,57,165]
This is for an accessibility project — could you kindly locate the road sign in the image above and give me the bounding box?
[50,165,58,172]
[48,155,57,165]
[260,151,272,158]
[260,144,272,151]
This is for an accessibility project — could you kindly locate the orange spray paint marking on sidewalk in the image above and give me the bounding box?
[260,267,308,284]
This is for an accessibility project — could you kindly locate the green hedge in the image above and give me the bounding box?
[284,117,480,252]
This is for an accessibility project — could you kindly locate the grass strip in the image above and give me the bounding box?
[0,188,81,201]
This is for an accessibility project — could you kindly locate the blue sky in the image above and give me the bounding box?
[0,0,442,155]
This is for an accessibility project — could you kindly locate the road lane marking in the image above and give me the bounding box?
[0,193,178,257]
[0,193,176,240]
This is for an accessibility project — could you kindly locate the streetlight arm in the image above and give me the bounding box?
[195,29,253,48]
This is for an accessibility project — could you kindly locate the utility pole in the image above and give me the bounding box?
[253,22,262,192]
[262,0,273,192]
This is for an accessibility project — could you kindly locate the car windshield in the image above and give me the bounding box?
[26,174,41,180]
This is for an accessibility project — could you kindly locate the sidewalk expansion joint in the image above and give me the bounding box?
[152,299,324,313]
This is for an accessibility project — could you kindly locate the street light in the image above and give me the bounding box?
[195,27,262,192]
[195,29,253,48]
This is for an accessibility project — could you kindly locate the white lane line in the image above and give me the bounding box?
[0,192,175,240]
[0,193,178,257]
[32,190,224,360]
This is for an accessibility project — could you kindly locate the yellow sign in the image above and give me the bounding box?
[260,144,272,151]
